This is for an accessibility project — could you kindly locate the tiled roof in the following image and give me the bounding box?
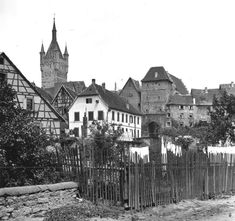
[191,88,220,105]
[45,41,64,59]
[34,86,53,103]
[77,83,142,115]
[131,78,141,92]
[45,81,86,98]
[142,66,173,83]
[65,86,78,99]
[219,83,235,96]
[168,94,193,105]
[169,74,188,95]
[141,66,188,95]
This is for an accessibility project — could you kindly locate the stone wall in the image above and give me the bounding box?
[0,182,78,220]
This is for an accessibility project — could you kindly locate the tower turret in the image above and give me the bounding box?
[40,43,45,71]
[52,18,57,42]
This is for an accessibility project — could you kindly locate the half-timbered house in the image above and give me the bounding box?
[0,52,65,136]
[51,84,79,121]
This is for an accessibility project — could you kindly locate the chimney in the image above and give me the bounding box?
[193,98,196,105]
[102,83,105,90]
[231,81,234,87]
[126,103,130,109]
[204,87,208,93]
[92,79,96,84]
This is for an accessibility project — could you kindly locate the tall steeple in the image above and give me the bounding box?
[40,17,69,89]
[52,17,57,42]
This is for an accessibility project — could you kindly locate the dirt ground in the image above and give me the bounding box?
[88,195,235,221]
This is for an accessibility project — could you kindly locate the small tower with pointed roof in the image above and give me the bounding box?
[40,18,69,89]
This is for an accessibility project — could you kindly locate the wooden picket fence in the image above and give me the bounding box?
[52,144,235,210]
[126,151,235,210]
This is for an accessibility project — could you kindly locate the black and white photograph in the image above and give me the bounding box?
[1,0,235,220]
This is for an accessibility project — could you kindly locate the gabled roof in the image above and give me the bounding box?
[45,81,86,98]
[77,82,142,115]
[141,66,188,95]
[168,94,193,105]
[191,88,220,105]
[0,52,65,122]
[142,66,173,83]
[120,77,141,96]
[51,84,78,104]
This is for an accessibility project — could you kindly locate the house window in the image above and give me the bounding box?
[112,111,115,121]
[86,98,92,104]
[189,106,193,110]
[0,57,4,65]
[0,73,6,82]
[189,114,193,118]
[126,114,128,123]
[167,113,171,117]
[98,111,104,120]
[26,98,33,111]
[179,105,184,110]
[137,130,139,138]
[117,112,120,122]
[122,113,124,122]
[134,116,136,124]
[180,122,184,127]
[129,115,133,123]
[126,128,128,132]
[179,113,184,119]
[74,112,80,121]
[137,117,139,124]
[88,111,94,121]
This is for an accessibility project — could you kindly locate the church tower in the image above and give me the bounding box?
[40,18,69,89]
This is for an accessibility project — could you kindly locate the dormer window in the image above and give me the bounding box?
[86,98,92,104]
[155,72,158,78]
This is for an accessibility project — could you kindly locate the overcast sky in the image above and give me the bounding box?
[1,0,235,91]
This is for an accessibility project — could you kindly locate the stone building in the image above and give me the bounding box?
[40,18,69,89]
[166,87,220,127]
[119,77,141,111]
[141,66,188,136]
[120,66,188,137]
[39,19,86,125]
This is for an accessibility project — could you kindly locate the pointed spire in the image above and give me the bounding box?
[52,16,57,42]
[40,42,45,54]
[64,44,68,56]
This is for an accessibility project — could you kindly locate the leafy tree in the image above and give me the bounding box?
[86,121,123,165]
[0,81,56,187]
[208,91,235,145]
